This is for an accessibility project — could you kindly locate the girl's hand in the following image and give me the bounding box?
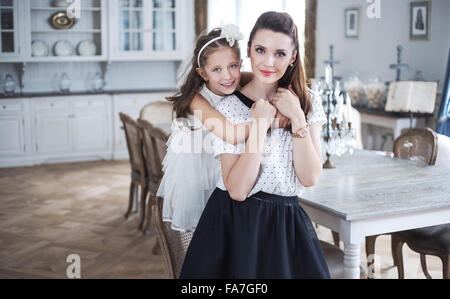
[272,86,304,121]
[250,99,277,128]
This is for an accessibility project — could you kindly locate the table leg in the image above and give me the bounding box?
[344,242,361,279]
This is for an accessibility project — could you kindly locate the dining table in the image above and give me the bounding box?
[299,149,450,279]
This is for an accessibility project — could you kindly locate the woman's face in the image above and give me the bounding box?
[248,29,297,85]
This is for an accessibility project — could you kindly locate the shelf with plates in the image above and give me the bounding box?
[26,0,107,62]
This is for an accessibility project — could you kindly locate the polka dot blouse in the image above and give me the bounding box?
[212,89,327,197]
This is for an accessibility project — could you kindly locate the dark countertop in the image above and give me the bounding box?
[353,104,434,118]
[0,89,178,99]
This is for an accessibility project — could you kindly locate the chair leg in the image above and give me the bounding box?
[124,182,135,219]
[331,231,340,247]
[138,185,148,231]
[142,195,154,235]
[365,235,377,279]
[391,234,405,279]
[391,235,398,266]
[442,255,449,279]
[420,254,432,279]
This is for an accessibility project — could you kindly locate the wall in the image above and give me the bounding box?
[315,0,450,90]
[315,0,450,150]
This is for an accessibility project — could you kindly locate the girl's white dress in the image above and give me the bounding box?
[157,84,224,232]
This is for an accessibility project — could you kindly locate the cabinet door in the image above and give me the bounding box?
[110,0,182,60]
[35,114,72,154]
[0,0,19,58]
[0,115,25,156]
[72,113,109,151]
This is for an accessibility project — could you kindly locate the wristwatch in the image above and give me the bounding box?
[291,124,310,138]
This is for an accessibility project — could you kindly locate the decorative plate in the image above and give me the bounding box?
[54,40,74,56]
[77,40,97,56]
[31,40,49,57]
[50,11,75,30]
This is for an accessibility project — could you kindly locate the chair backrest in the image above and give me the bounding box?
[138,118,192,278]
[137,119,169,195]
[393,128,438,165]
[152,196,193,279]
[139,100,174,125]
[119,112,146,176]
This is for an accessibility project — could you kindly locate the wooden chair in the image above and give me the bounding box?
[139,100,174,125]
[153,195,194,278]
[137,119,169,236]
[119,112,148,231]
[138,119,193,277]
[390,128,449,279]
[330,128,440,278]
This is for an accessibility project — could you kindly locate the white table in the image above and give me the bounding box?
[299,150,450,279]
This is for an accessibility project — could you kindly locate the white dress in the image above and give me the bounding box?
[157,84,224,232]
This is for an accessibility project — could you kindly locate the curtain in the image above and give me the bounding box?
[437,47,450,137]
[304,0,317,80]
[195,0,208,37]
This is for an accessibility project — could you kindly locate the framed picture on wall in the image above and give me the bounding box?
[345,7,360,39]
[410,1,431,40]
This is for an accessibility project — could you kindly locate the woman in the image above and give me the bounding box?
[180,11,330,279]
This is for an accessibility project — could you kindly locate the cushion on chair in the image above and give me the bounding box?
[320,241,365,279]
[395,224,450,254]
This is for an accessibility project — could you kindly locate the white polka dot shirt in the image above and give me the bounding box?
[212,89,327,197]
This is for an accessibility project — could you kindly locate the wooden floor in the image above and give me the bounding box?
[0,160,444,279]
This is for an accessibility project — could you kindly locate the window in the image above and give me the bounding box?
[208,0,306,71]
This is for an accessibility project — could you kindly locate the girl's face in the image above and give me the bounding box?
[248,29,297,85]
[196,47,241,96]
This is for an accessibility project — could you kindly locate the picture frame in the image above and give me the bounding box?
[410,1,431,40]
[345,7,360,39]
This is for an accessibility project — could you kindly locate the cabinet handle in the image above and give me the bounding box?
[50,103,54,107]
[2,105,6,109]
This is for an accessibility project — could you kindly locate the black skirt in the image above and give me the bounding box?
[180,188,331,279]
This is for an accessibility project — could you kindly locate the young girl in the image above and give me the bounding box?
[180,12,330,279]
[158,25,266,234]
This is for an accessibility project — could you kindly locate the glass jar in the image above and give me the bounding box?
[3,74,16,95]
[59,73,71,93]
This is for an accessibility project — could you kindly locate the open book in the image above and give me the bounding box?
[385,81,437,113]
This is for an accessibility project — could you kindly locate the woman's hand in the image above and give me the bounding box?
[250,99,277,128]
[272,111,291,129]
[272,86,304,121]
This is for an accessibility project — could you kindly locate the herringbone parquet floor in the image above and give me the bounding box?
[0,160,443,279]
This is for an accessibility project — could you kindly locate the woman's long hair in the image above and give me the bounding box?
[168,28,241,119]
[248,11,312,117]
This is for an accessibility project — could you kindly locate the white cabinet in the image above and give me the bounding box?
[112,92,172,159]
[109,0,185,61]
[0,98,33,167]
[0,0,23,61]
[36,114,72,154]
[0,91,174,167]
[0,115,25,155]
[32,95,112,164]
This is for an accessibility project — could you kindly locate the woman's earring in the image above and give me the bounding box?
[290,63,294,67]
